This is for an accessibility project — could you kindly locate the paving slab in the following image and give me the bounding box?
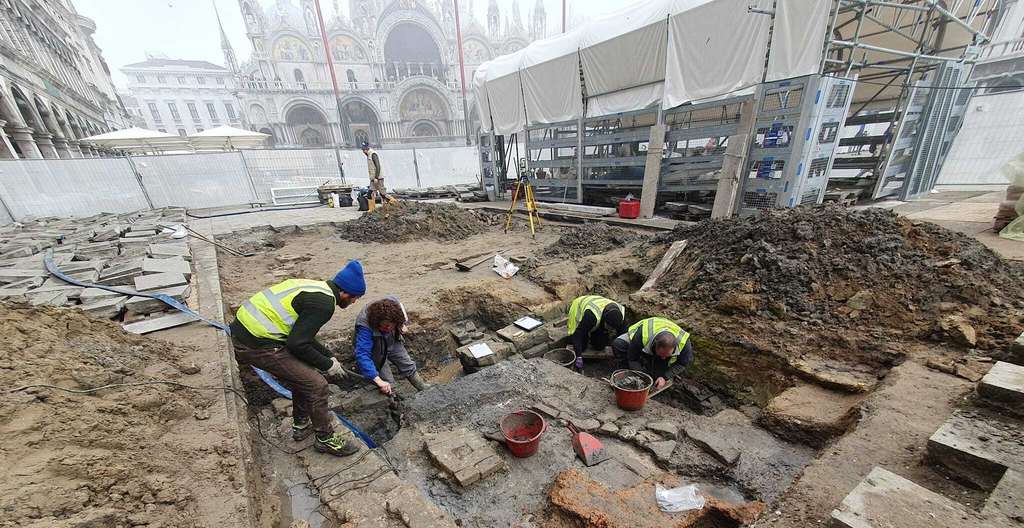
[978,361,1024,407]
[79,287,126,304]
[124,285,192,315]
[122,311,199,334]
[28,290,68,307]
[149,243,191,259]
[78,295,128,319]
[134,272,187,292]
[830,467,987,528]
[496,322,549,352]
[141,257,192,275]
[927,410,1024,490]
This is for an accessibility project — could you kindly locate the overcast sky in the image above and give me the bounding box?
[72,0,627,90]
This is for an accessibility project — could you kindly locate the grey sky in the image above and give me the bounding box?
[72,0,628,90]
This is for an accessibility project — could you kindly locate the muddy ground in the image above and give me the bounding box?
[0,302,249,528]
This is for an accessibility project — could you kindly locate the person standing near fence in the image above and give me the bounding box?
[362,141,394,211]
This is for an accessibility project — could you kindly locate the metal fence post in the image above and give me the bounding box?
[125,154,155,210]
[333,146,346,183]
[237,150,262,204]
[412,147,422,188]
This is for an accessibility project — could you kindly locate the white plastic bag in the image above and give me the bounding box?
[492,254,519,279]
[655,483,705,513]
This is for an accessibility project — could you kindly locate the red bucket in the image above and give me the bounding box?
[610,369,653,411]
[500,410,546,458]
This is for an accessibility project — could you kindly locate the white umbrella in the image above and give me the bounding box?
[80,127,191,153]
[189,126,270,150]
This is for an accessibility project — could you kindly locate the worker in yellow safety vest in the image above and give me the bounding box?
[566,295,627,369]
[229,260,365,457]
[611,317,694,391]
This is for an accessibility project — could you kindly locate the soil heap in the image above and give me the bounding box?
[336,201,492,243]
[652,205,1024,359]
[0,303,240,528]
[544,222,648,259]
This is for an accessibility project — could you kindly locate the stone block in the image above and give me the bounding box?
[141,257,192,276]
[0,288,29,299]
[760,384,864,448]
[567,416,600,432]
[598,422,619,435]
[124,285,192,315]
[831,467,980,528]
[927,410,1024,490]
[476,455,503,479]
[520,343,549,359]
[149,243,191,260]
[271,398,292,417]
[978,361,1024,407]
[683,424,741,466]
[79,288,124,304]
[456,339,513,369]
[0,268,48,283]
[453,467,481,487]
[78,295,128,319]
[496,322,549,352]
[134,272,187,292]
[122,311,199,334]
[646,421,679,439]
[645,440,677,463]
[531,403,560,420]
[29,290,68,307]
[425,428,502,487]
[982,469,1023,524]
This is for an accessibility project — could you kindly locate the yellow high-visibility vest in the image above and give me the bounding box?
[627,317,689,365]
[236,279,334,341]
[567,295,624,335]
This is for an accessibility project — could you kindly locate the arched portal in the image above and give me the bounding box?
[285,103,331,147]
[411,121,440,137]
[384,23,444,82]
[341,99,380,146]
[258,127,275,147]
[10,85,44,132]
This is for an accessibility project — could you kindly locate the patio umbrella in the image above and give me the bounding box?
[189,126,270,150]
[80,127,190,153]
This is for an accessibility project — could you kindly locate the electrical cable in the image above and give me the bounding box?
[185,203,326,219]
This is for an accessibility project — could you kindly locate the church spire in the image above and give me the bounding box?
[214,0,238,72]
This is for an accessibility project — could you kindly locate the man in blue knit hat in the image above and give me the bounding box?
[229,260,366,457]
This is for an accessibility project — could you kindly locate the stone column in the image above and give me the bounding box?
[0,119,16,158]
[66,140,84,158]
[711,101,756,219]
[8,126,41,158]
[33,133,60,159]
[51,137,72,158]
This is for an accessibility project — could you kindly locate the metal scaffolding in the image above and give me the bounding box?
[821,0,1003,199]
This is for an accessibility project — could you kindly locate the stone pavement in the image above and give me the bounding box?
[186,205,361,236]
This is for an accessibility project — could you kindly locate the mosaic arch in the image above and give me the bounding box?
[330,35,368,62]
[398,87,448,122]
[463,38,491,64]
[273,35,312,61]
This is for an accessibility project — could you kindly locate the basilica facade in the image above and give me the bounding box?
[236,0,546,148]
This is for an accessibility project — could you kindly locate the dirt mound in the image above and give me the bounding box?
[544,222,648,259]
[335,201,493,243]
[0,303,240,528]
[653,205,1024,357]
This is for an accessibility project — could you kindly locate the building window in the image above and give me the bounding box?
[177,128,187,136]
[167,102,181,121]
[206,102,219,122]
[147,102,161,123]
[177,76,186,84]
[136,74,146,83]
[157,75,166,83]
[186,102,200,121]
[197,76,206,85]
[216,76,225,85]
[224,102,237,120]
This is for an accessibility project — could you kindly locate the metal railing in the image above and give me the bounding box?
[978,37,1024,61]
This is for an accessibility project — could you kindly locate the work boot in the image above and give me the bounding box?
[314,431,360,457]
[291,417,313,441]
[407,372,431,391]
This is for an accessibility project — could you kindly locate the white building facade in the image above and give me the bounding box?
[121,56,244,136]
[0,0,130,159]
[235,0,544,148]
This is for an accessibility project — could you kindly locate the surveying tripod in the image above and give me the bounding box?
[504,157,542,239]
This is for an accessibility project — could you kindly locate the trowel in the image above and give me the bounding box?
[568,423,608,466]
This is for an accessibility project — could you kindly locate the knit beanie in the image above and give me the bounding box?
[332,260,366,296]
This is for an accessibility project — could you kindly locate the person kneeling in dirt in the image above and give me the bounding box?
[612,317,693,392]
[353,296,430,395]
[567,295,627,368]
[229,260,366,457]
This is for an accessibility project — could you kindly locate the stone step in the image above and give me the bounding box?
[982,469,1023,525]
[831,467,991,528]
[927,409,1024,490]
[979,361,1024,408]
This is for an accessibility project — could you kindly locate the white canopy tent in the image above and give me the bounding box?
[80,127,191,153]
[475,0,830,135]
[189,126,270,150]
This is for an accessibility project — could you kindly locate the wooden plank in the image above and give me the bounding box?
[639,240,687,292]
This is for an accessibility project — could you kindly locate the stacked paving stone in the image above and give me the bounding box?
[0,207,197,333]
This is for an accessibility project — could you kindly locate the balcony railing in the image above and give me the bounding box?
[979,37,1024,61]
[240,77,460,93]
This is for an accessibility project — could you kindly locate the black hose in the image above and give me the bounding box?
[185,203,327,219]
